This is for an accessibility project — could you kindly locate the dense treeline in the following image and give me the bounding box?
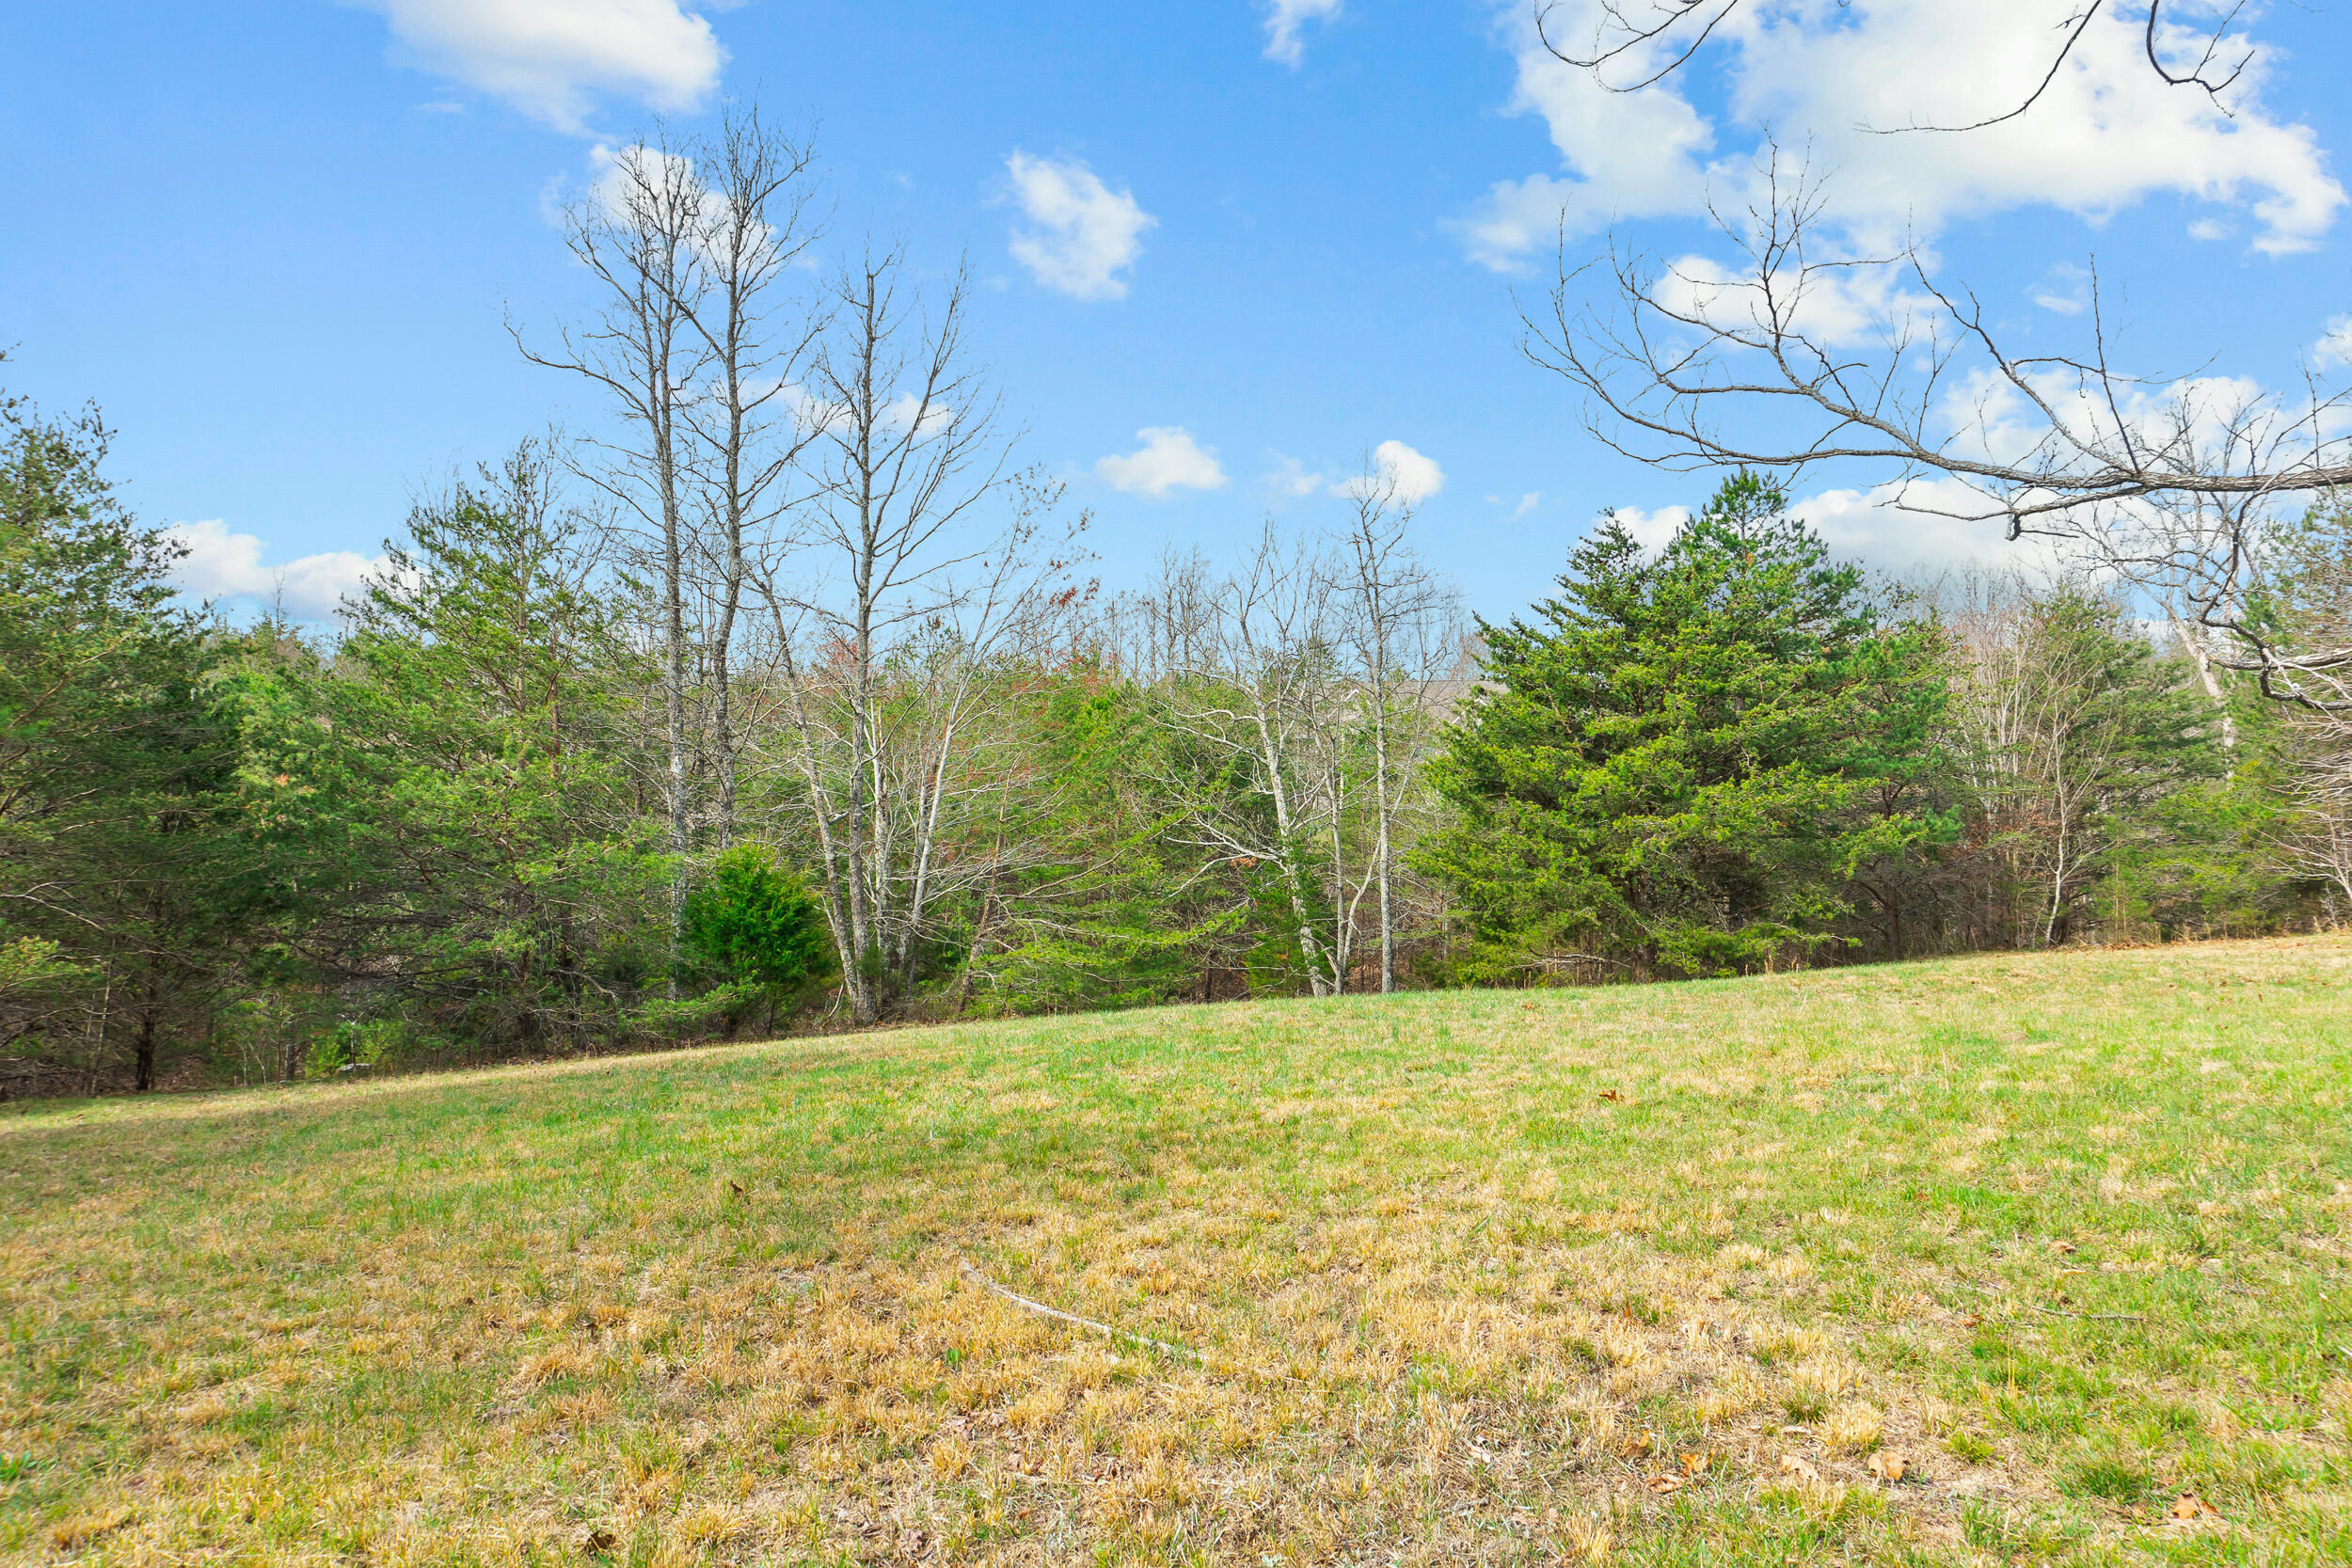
[6,114,2348,1095]
[5,387,2344,1098]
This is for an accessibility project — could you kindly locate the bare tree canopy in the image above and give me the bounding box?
[1529,151,2352,710]
[513,109,827,971]
[746,245,1073,1024]
[1533,161,2352,520]
[1538,0,2254,129]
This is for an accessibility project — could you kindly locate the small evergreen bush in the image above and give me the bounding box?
[679,845,836,994]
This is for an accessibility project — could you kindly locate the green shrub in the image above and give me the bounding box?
[679,845,836,993]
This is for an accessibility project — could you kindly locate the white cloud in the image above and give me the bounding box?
[2028,262,2091,316]
[1263,0,1343,66]
[2316,314,2352,370]
[1460,0,2344,270]
[1947,365,2278,477]
[1262,455,1327,497]
[1602,482,2053,572]
[762,381,951,442]
[1338,439,1446,505]
[580,141,798,282]
[884,391,953,438]
[1767,370,2291,573]
[1449,43,1717,273]
[1514,491,1542,518]
[1604,504,1689,551]
[1096,427,1228,498]
[166,521,389,621]
[1652,245,1943,351]
[344,0,723,134]
[1005,152,1156,302]
[586,140,696,225]
[2187,217,2233,242]
[1787,479,2059,573]
[775,381,847,438]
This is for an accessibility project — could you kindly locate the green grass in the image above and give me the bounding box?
[3,937,2350,1565]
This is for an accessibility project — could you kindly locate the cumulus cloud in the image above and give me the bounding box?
[166,521,389,622]
[1786,479,2060,573]
[1263,0,1343,66]
[1458,0,2343,270]
[1006,152,1155,302]
[2316,314,2352,371]
[1946,365,2279,477]
[1450,76,1715,271]
[1600,482,2052,572]
[1651,245,1944,351]
[1604,503,1690,552]
[343,0,723,134]
[1262,455,1328,497]
[1096,428,1228,498]
[883,391,954,438]
[1338,439,1446,505]
[583,140,701,229]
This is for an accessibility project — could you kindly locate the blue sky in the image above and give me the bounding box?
[5,0,2347,620]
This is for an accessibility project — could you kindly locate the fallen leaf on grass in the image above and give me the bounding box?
[1867,1452,1908,1481]
[1780,1456,1820,1481]
[2170,1493,2219,1521]
[1680,1452,1709,1477]
[1645,1474,1683,1494]
[1598,1089,1624,1102]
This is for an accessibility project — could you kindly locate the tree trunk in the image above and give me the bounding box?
[1255,709,1332,997]
[135,1000,157,1092]
[1372,699,1395,993]
[2170,611,2237,750]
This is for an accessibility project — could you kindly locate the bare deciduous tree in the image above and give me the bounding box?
[673,109,825,842]
[1137,530,1352,996]
[2269,714,2352,915]
[751,247,1015,1023]
[519,133,708,879]
[1538,0,2254,129]
[1339,468,1463,992]
[1932,572,2209,946]
[1530,158,2352,713]
[1528,0,2352,717]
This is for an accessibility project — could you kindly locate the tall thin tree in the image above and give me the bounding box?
[517,132,708,944]
[674,109,825,841]
[753,247,1007,1023]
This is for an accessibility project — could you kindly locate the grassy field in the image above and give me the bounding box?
[3,939,2349,1567]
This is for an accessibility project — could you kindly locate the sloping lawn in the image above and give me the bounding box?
[3,937,2349,1565]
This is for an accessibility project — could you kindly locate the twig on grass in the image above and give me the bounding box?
[958,1259,1302,1382]
[1956,1282,2145,1323]
[960,1260,1200,1362]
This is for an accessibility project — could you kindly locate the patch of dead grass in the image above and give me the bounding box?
[2,937,2350,1563]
